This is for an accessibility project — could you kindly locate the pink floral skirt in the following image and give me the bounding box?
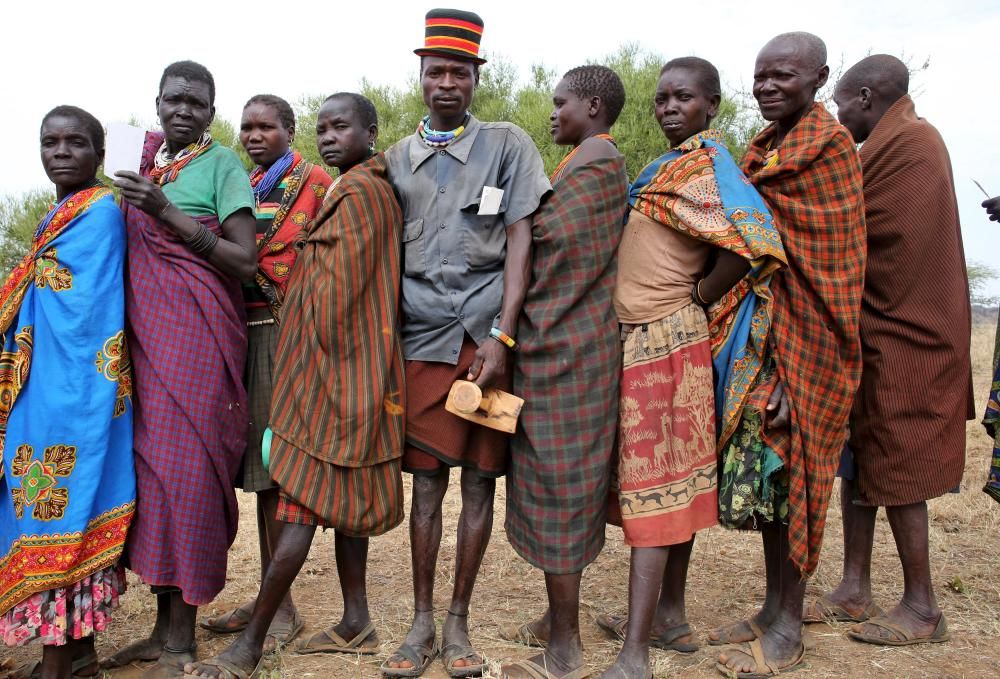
[0,564,126,647]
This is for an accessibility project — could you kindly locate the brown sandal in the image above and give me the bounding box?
[847,614,950,646]
[803,596,883,624]
[296,621,379,655]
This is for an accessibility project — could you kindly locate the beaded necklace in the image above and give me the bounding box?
[250,150,295,206]
[150,132,214,186]
[418,113,469,148]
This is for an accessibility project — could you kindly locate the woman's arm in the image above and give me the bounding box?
[115,171,257,281]
[694,249,750,305]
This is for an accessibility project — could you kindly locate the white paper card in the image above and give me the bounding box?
[104,122,145,177]
[477,186,504,215]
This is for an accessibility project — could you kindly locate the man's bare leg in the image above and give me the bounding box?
[718,522,806,674]
[442,467,496,670]
[850,502,942,641]
[599,546,668,679]
[808,479,877,618]
[506,572,583,677]
[384,469,449,671]
[708,527,782,644]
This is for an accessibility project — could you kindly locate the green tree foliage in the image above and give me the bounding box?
[0,189,54,272]
[285,45,760,179]
[967,261,999,306]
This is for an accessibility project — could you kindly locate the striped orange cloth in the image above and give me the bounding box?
[741,102,866,576]
[267,153,405,535]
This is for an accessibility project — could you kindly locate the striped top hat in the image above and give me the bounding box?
[414,8,487,65]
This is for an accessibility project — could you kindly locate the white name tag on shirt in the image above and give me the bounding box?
[477,186,504,215]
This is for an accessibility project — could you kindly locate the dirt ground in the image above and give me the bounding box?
[5,323,1000,678]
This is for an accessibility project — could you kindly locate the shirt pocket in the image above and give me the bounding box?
[460,197,506,271]
[402,218,426,278]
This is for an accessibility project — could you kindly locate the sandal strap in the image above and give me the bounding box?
[861,617,913,642]
[388,640,433,667]
[657,622,692,644]
[505,660,548,679]
[748,638,773,675]
[191,657,250,679]
[442,641,481,665]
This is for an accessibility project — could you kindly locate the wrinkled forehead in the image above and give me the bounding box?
[41,115,88,137]
[160,76,212,99]
[756,39,812,71]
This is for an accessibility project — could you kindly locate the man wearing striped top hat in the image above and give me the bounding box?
[382,8,550,678]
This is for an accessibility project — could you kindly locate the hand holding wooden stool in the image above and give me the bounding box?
[445,380,524,434]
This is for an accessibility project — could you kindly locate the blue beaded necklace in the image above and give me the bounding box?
[418,113,469,148]
[250,150,295,204]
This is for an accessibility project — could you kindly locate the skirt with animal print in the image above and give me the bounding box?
[609,303,719,547]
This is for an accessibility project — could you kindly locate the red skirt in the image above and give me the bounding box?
[609,304,718,547]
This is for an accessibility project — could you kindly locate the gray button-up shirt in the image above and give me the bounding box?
[386,115,550,364]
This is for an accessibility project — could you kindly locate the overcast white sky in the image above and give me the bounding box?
[5,0,999,288]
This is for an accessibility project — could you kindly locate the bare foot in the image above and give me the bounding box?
[598,658,649,679]
[144,648,197,679]
[262,606,302,654]
[503,652,583,678]
[707,614,770,645]
[803,588,876,622]
[200,600,254,634]
[717,628,804,675]
[441,611,483,672]
[848,601,945,644]
[499,613,550,647]
[100,637,164,668]
[184,639,259,678]
[383,611,436,671]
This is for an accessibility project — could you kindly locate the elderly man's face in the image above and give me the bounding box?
[752,41,827,124]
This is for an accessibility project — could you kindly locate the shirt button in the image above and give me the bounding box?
[439,150,447,156]
[442,258,448,264]
[439,187,446,193]
[440,223,447,229]
[459,313,465,319]
[452,348,458,354]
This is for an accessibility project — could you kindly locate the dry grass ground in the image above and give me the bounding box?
[5,324,1000,678]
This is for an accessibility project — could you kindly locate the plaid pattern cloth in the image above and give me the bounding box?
[268,153,404,536]
[506,154,626,573]
[238,321,279,492]
[123,132,248,605]
[741,103,866,576]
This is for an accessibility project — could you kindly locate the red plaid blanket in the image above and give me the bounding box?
[742,103,866,575]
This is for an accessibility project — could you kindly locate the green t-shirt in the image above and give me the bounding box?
[162,142,254,221]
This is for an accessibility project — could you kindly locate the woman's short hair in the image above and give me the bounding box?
[41,105,105,152]
[159,60,216,104]
[562,65,626,125]
[660,57,722,100]
[323,92,378,128]
[244,94,296,130]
